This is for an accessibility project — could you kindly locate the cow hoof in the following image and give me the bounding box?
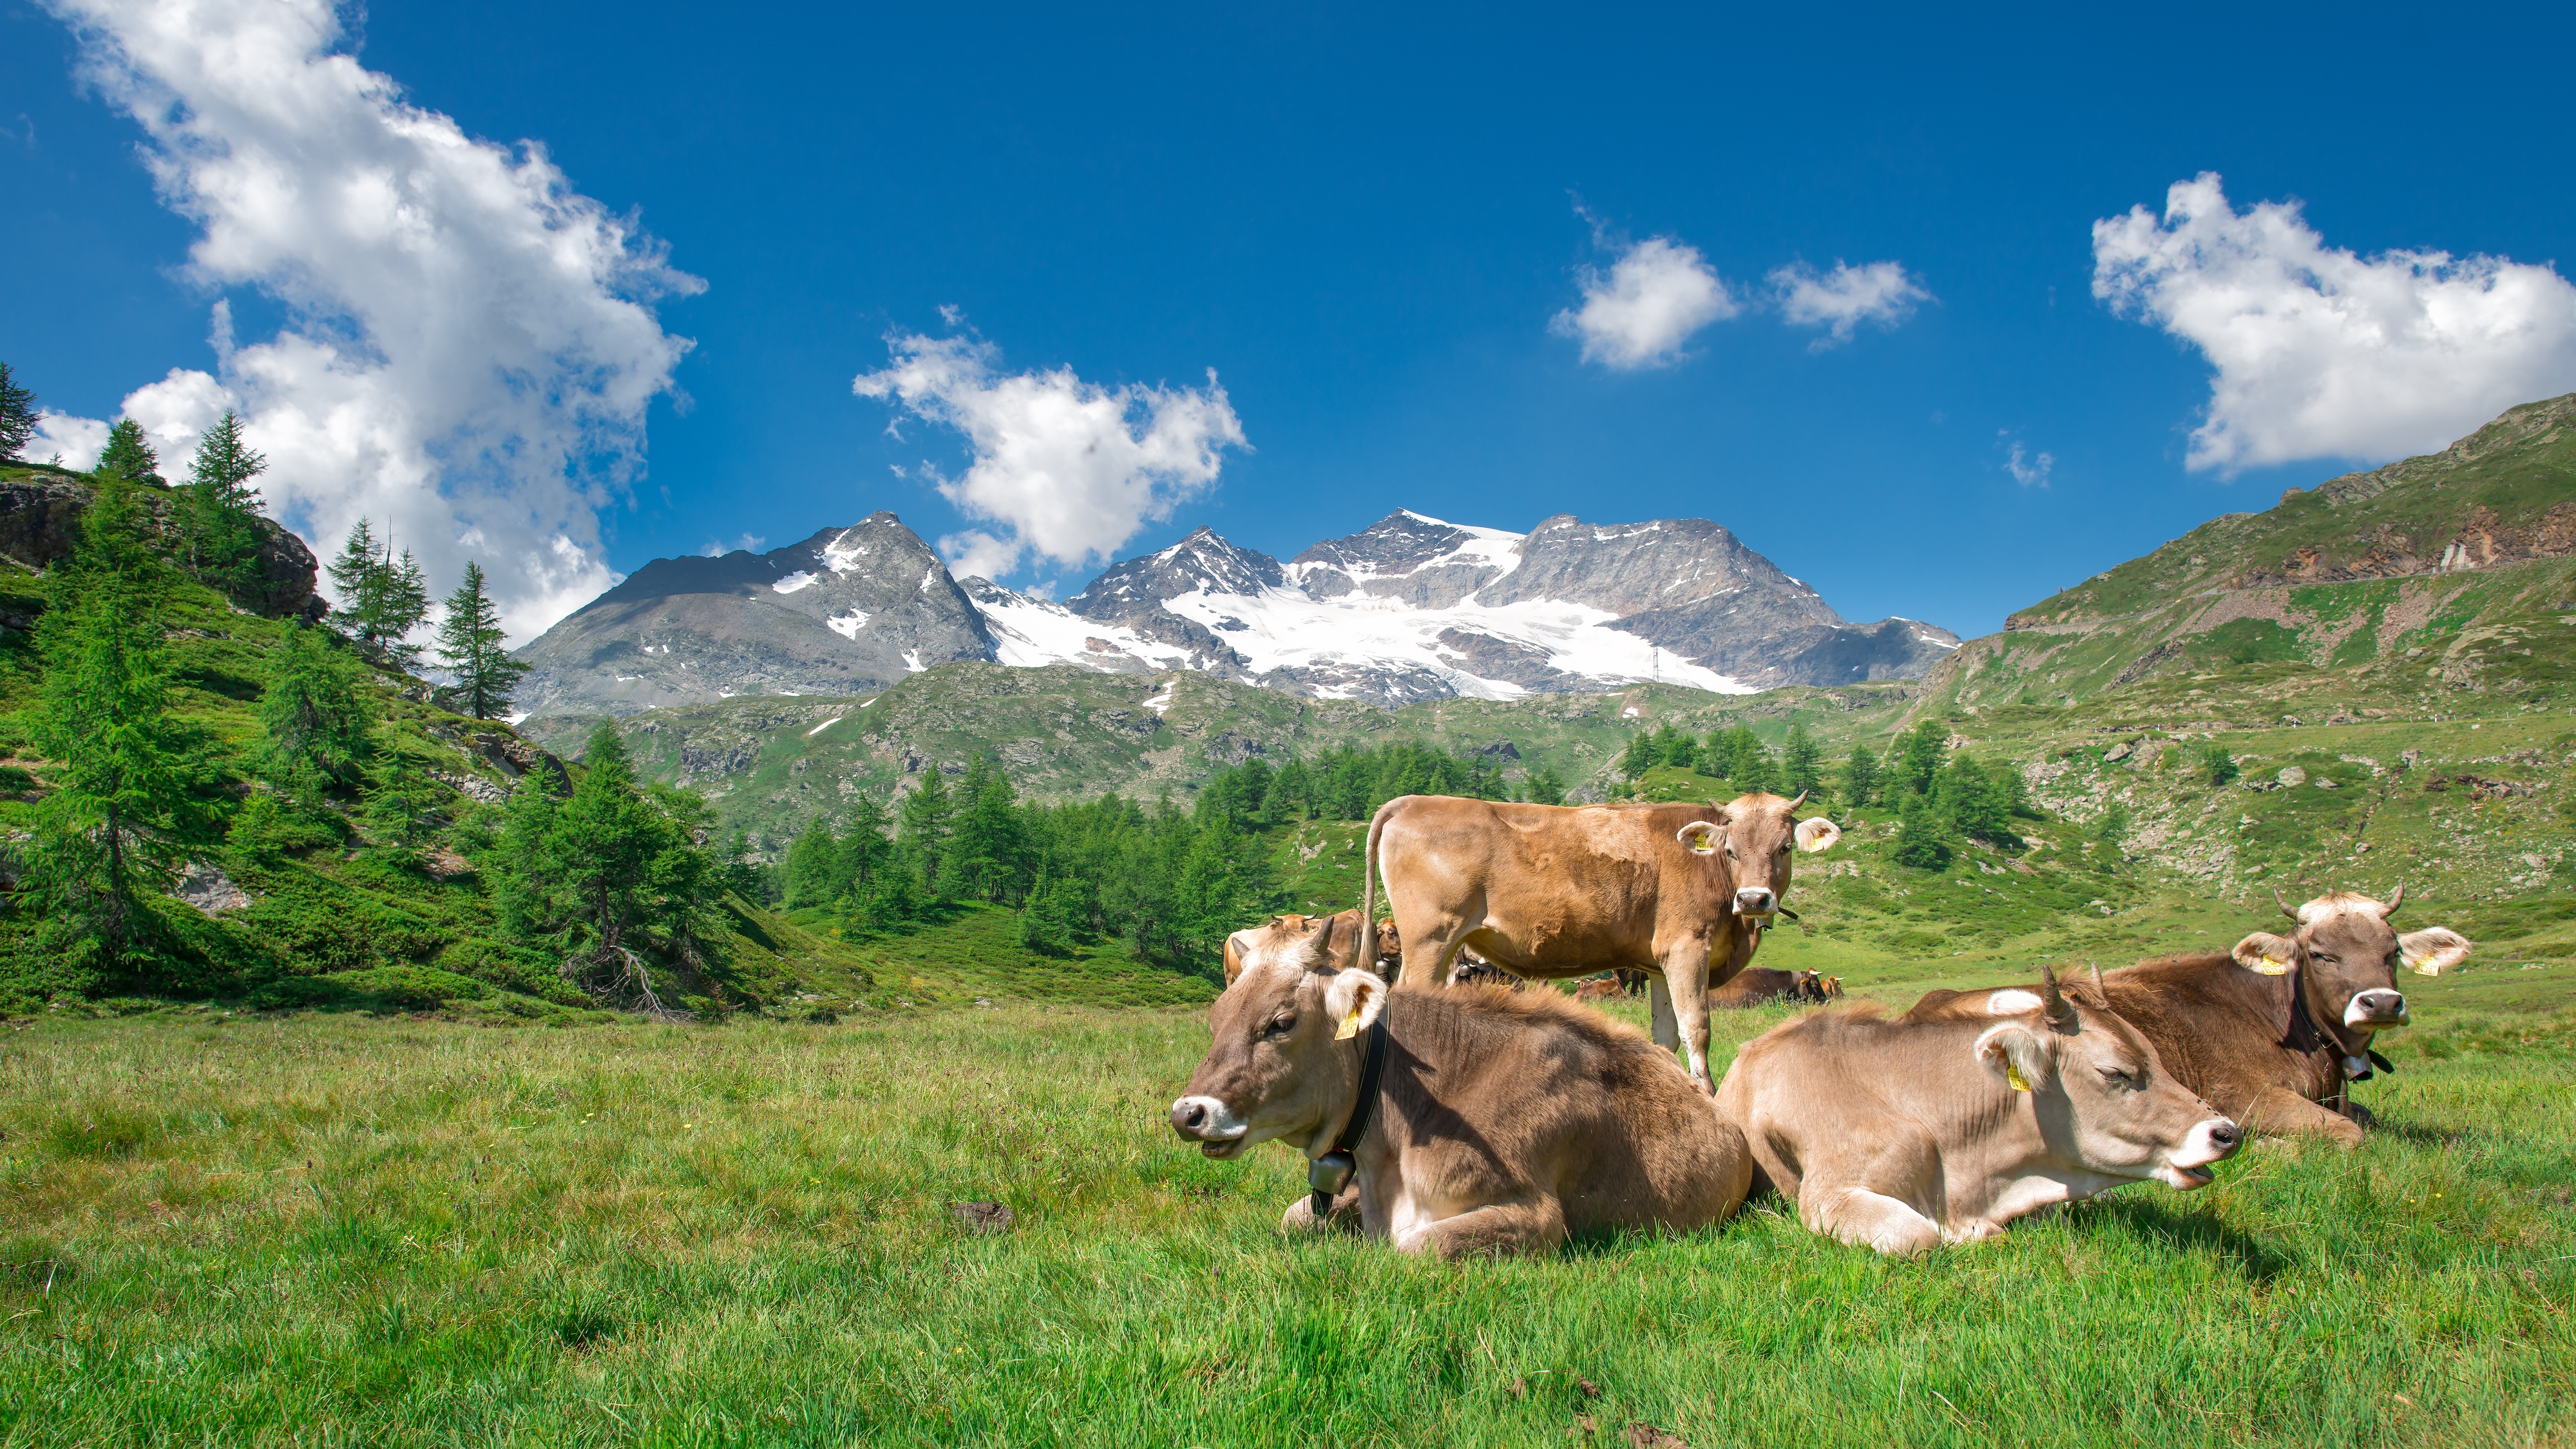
[1281,1198,1322,1233]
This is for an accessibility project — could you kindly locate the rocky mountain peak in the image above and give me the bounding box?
[1067,525,1284,620]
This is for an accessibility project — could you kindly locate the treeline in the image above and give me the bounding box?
[757,739,1564,980]
[1619,718,2046,871]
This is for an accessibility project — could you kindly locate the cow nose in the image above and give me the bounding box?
[1170,1098,1208,1134]
[2349,989,2407,1023]
[2209,1120,2242,1151]
[1735,887,1777,916]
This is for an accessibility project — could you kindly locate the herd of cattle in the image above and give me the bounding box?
[1170,791,2474,1258]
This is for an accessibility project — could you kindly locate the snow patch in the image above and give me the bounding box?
[821,530,871,572]
[1142,680,1178,715]
[971,586,1193,670]
[827,609,870,639]
[772,570,818,595]
[919,566,939,592]
[901,649,925,673]
[806,716,845,736]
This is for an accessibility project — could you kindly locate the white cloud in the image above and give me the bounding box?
[1552,237,1738,370]
[30,410,110,468]
[1771,260,1932,348]
[44,0,701,640]
[2002,434,2054,487]
[701,533,766,557]
[853,333,1248,577]
[2094,172,2576,475]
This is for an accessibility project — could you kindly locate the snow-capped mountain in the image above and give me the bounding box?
[514,509,1958,717]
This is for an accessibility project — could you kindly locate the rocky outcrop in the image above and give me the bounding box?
[0,464,323,620]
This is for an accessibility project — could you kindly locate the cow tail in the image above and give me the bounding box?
[1360,800,1395,968]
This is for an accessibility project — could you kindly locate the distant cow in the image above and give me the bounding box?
[1223,911,1402,985]
[1171,919,1753,1257]
[1718,964,2241,1255]
[1706,968,1834,1008]
[1914,887,2470,1146]
[1359,792,1841,1091]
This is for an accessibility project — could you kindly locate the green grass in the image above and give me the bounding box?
[5,959,2573,1446]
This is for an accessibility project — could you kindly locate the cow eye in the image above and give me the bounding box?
[2312,953,2338,966]
[1262,1015,1295,1040]
[2097,1067,2139,1089]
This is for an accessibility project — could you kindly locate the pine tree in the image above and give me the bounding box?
[327,520,386,637]
[940,757,1026,902]
[256,621,377,799]
[1891,789,1953,871]
[179,410,267,597]
[20,478,207,979]
[1896,719,1946,798]
[0,361,37,463]
[839,793,892,893]
[1618,731,1655,781]
[361,746,446,858]
[435,562,530,720]
[543,722,717,981]
[1781,724,1824,800]
[382,548,432,663]
[2202,744,2240,787]
[1522,765,1568,806]
[899,767,956,890]
[327,521,433,667]
[93,418,161,485]
[1936,754,2018,849]
[783,818,843,908]
[1841,743,1881,805]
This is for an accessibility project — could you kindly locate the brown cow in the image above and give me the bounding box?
[1717,964,2242,1255]
[1222,910,1402,985]
[1170,919,1753,1257]
[1912,887,2472,1147]
[1706,968,1833,1008]
[1357,791,1842,1091]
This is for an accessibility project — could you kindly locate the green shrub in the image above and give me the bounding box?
[245,965,492,1013]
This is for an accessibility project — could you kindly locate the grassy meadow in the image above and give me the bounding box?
[5,949,2573,1447]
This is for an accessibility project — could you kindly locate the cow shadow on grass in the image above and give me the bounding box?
[2072,1197,2288,1281]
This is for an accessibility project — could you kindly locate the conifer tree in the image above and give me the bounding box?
[361,746,446,858]
[1895,719,1947,798]
[256,621,377,799]
[1841,743,1881,806]
[0,361,37,463]
[839,793,892,890]
[327,520,385,634]
[899,767,956,889]
[1891,789,1953,871]
[93,418,161,485]
[1781,724,1824,800]
[180,410,267,596]
[782,818,843,908]
[327,521,433,667]
[435,562,530,719]
[1522,764,1568,806]
[542,722,717,986]
[1618,731,1655,781]
[21,478,207,979]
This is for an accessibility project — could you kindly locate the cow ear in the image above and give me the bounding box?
[1975,1022,2051,1092]
[1677,821,1724,855]
[2396,927,2471,976]
[2231,932,2299,975]
[1794,816,1842,854]
[1324,968,1387,1040]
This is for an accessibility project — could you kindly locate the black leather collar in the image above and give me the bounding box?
[1306,1017,1389,1220]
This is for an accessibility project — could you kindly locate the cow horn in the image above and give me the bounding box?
[2089,961,2107,997]
[2038,961,2076,1028]
[1304,914,1339,970]
[1786,789,1808,810]
[2272,887,2299,922]
[2381,882,2404,917]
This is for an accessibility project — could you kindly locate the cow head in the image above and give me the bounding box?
[1675,791,1843,921]
[1172,917,1387,1160]
[2231,886,2472,1060]
[1222,912,1389,985]
[1974,964,2241,1190]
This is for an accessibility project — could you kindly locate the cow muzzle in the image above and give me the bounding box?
[1733,887,1779,918]
[1169,1095,1250,1157]
[2155,1117,2242,1189]
[2343,990,2407,1028]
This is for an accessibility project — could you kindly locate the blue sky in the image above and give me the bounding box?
[6,1,2575,640]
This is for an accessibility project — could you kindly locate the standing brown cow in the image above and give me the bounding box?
[1357,791,1841,1091]
[1170,919,1753,1257]
[1914,887,2470,1146]
[1706,968,1833,1008]
[1719,964,2241,1255]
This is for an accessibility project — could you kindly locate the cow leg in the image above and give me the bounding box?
[1804,1182,1942,1257]
[2240,1086,2367,1149]
[1398,923,1472,988]
[1279,1184,1365,1235]
[1649,977,1679,1051]
[1394,1197,1568,1260]
[1660,940,1719,1093]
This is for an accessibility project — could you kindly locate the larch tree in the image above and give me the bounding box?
[0,361,37,462]
[93,419,161,485]
[180,410,268,599]
[435,562,530,720]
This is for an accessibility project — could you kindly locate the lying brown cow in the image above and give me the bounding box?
[1718,963,2241,1255]
[1706,967,1834,1008]
[1359,791,1841,1091]
[1915,887,2470,1147]
[1171,918,1753,1258]
[1222,910,1402,985]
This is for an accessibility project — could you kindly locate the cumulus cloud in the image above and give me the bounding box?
[30,410,110,468]
[1771,260,1932,348]
[2094,172,2576,475]
[2001,433,2054,487]
[44,0,700,638]
[1552,237,1739,370]
[854,332,1248,579]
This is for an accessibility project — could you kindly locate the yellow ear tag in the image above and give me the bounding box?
[2250,955,2291,977]
[2004,1062,2032,1093]
[1335,1008,1363,1041]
